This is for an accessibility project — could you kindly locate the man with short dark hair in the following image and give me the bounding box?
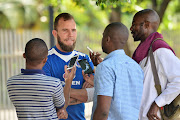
[7,38,76,119]
[92,22,144,120]
[131,9,180,120]
[43,13,94,120]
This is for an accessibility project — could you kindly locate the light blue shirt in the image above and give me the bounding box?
[91,49,144,120]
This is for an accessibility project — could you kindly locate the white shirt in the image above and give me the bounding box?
[139,48,180,120]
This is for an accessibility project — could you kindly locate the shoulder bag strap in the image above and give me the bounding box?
[145,38,165,119]
[149,38,163,95]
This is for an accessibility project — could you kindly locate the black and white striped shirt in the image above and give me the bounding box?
[7,69,65,120]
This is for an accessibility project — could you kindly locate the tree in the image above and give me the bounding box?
[140,0,171,23]
[0,0,44,29]
[96,0,180,56]
[1,0,179,56]
[108,5,131,56]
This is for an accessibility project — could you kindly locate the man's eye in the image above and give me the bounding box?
[72,29,76,32]
[140,22,144,26]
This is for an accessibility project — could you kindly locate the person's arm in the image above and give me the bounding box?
[93,62,114,119]
[93,95,112,120]
[63,65,76,108]
[70,88,88,103]
[69,87,94,105]
[154,49,180,106]
[147,48,180,118]
[56,65,76,119]
[53,81,66,119]
[69,97,83,105]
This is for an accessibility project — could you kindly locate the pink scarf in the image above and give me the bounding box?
[132,32,175,64]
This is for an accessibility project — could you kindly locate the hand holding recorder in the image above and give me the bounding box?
[87,46,103,66]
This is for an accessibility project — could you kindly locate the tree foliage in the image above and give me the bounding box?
[94,0,180,30]
[0,0,41,29]
[43,0,109,30]
[0,0,180,31]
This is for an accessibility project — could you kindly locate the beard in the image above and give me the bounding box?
[102,42,108,54]
[102,46,107,54]
[132,24,145,42]
[133,33,141,42]
[57,35,76,52]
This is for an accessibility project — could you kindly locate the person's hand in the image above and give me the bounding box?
[90,51,103,66]
[83,81,93,88]
[147,102,160,120]
[57,108,68,119]
[82,71,94,87]
[64,65,76,82]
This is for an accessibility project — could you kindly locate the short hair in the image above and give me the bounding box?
[54,13,74,30]
[134,9,160,30]
[25,38,48,64]
[105,22,129,42]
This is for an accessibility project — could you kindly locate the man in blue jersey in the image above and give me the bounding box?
[91,22,144,120]
[43,13,94,120]
[7,38,76,119]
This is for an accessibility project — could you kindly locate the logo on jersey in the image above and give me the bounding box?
[62,72,81,85]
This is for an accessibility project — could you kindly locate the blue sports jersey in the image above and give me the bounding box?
[43,46,94,120]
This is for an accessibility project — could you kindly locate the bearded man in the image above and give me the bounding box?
[131,9,180,120]
[43,13,94,120]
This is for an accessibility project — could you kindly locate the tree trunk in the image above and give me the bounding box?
[151,0,171,23]
[158,0,171,23]
[109,6,121,23]
[109,6,131,57]
[152,0,157,11]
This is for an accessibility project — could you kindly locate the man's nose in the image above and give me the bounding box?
[68,30,73,36]
[130,26,133,31]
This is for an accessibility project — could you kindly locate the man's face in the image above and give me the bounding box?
[56,18,77,52]
[130,15,145,42]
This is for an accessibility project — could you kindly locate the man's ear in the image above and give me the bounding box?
[23,53,26,58]
[43,57,48,64]
[107,36,111,42]
[52,30,57,38]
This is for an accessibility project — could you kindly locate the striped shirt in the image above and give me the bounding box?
[7,69,65,120]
